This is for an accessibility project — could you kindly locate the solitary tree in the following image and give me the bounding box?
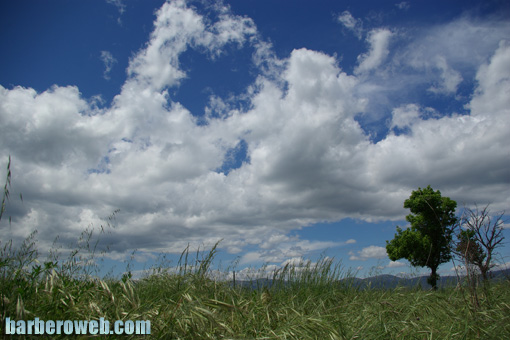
[455,204,506,282]
[386,185,457,289]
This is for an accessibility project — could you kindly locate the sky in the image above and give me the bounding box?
[1,0,509,279]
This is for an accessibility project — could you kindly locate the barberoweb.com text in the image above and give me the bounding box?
[4,317,150,335]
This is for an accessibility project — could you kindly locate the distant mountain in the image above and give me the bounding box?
[344,274,458,290]
[231,268,510,290]
[337,267,510,290]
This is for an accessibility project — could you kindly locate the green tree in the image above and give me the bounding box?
[386,185,457,289]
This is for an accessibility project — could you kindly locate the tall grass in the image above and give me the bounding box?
[1,229,509,339]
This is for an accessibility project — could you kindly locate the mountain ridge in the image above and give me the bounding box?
[232,268,510,290]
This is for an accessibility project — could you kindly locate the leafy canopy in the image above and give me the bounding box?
[386,185,457,288]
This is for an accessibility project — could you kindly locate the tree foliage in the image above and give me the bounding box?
[386,185,457,289]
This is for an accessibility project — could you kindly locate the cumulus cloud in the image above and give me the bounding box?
[1,1,509,269]
[126,0,204,90]
[126,0,256,91]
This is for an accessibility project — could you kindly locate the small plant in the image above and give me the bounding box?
[0,156,11,223]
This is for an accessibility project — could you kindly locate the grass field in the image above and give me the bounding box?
[1,235,509,339]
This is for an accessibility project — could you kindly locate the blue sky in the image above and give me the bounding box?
[1,0,509,279]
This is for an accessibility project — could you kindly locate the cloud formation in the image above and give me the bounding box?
[388,260,406,268]
[106,0,126,24]
[1,1,509,267]
[355,29,393,74]
[349,246,387,261]
[395,2,410,11]
[100,51,117,80]
[338,11,364,39]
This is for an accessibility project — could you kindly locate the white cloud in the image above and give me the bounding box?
[203,8,257,56]
[346,239,357,244]
[100,51,117,80]
[349,246,387,261]
[388,260,405,268]
[395,2,410,10]
[394,16,510,95]
[348,252,358,260]
[106,0,125,14]
[126,0,256,91]
[337,11,364,39]
[281,257,310,268]
[468,40,510,119]
[427,56,463,95]
[389,104,421,130]
[389,104,441,131]
[355,29,393,74]
[126,0,204,90]
[359,246,387,259]
[251,39,286,81]
[229,264,279,281]
[232,257,335,281]
[494,262,510,270]
[240,235,341,265]
[106,0,126,25]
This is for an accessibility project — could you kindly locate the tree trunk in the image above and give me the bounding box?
[428,266,439,290]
